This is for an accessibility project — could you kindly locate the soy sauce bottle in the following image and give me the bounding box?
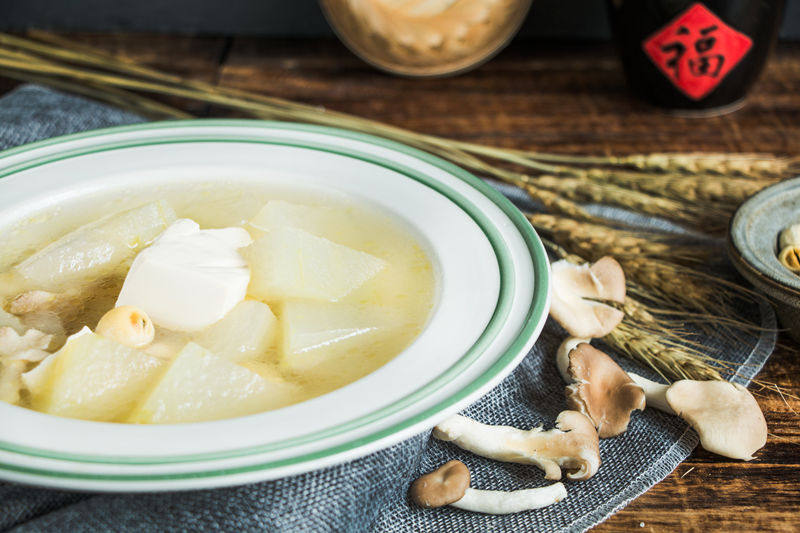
[607,0,785,115]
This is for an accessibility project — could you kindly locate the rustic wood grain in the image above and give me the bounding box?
[2,34,799,531]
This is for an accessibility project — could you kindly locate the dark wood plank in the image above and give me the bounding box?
[595,339,800,532]
[2,34,799,531]
[218,39,800,154]
[22,32,230,115]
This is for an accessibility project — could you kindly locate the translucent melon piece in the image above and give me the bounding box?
[32,328,164,422]
[249,200,357,240]
[280,300,397,372]
[131,343,296,424]
[194,300,278,363]
[21,353,57,397]
[14,201,177,291]
[246,227,386,301]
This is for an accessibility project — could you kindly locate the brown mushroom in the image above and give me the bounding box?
[556,338,645,438]
[409,460,567,514]
[628,373,768,460]
[409,459,470,508]
[433,410,600,481]
[549,257,626,338]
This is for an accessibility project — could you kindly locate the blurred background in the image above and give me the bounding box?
[2,0,799,40]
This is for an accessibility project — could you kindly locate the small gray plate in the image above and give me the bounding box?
[729,177,800,339]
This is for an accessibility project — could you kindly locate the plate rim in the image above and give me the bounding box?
[0,120,550,486]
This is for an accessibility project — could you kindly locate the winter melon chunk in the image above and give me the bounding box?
[32,328,165,422]
[14,200,177,291]
[246,227,386,302]
[248,200,357,241]
[194,300,278,363]
[280,300,398,372]
[131,343,296,424]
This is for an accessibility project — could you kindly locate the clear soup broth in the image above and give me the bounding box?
[0,182,436,424]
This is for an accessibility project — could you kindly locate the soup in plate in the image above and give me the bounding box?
[0,183,436,424]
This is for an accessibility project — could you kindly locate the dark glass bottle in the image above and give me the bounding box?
[607,0,785,115]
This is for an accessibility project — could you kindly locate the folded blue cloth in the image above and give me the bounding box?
[0,85,776,533]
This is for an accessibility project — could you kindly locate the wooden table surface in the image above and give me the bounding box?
[2,34,799,532]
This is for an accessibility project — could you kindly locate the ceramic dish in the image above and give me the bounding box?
[0,120,550,491]
[729,176,800,341]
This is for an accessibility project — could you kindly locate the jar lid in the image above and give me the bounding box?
[320,0,532,77]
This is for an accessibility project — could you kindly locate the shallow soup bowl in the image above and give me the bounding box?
[0,120,550,491]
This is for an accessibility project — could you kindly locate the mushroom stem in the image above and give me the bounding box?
[555,337,589,382]
[627,373,675,414]
[433,411,600,481]
[451,484,567,515]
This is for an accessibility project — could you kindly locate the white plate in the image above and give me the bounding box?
[0,120,550,491]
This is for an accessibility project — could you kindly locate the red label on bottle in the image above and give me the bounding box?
[642,3,753,100]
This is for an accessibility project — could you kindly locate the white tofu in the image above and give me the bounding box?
[246,227,386,302]
[116,219,252,332]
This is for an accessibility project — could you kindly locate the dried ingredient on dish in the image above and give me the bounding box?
[777,222,800,274]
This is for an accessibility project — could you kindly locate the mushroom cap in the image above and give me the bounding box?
[564,342,645,438]
[549,257,626,338]
[409,460,471,508]
[550,410,601,480]
[555,337,589,382]
[666,380,767,460]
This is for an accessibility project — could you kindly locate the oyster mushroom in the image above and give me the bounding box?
[549,257,626,338]
[433,411,600,481]
[556,338,645,438]
[95,306,155,349]
[409,459,471,509]
[0,326,54,404]
[409,460,567,515]
[0,327,52,362]
[628,373,767,460]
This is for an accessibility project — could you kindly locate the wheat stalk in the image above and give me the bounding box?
[531,213,757,315]
[528,175,726,232]
[581,169,773,207]
[542,238,735,382]
[528,213,710,264]
[0,31,786,391]
[605,323,723,381]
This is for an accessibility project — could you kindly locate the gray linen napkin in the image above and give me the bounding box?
[0,85,776,532]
